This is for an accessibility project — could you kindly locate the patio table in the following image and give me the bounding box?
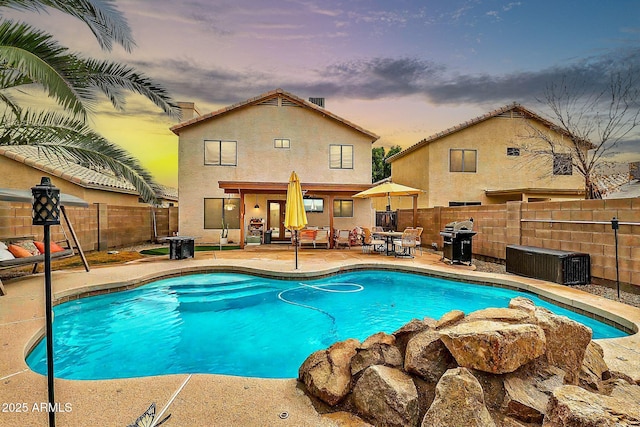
[373,231,403,256]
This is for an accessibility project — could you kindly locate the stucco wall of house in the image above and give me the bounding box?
[389,116,585,208]
[177,100,375,242]
[0,156,141,206]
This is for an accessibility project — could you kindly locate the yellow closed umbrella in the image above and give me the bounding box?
[284,171,307,269]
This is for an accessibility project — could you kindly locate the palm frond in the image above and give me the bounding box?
[0,20,89,117]
[74,59,181,118]
[1,110,158,202]
[0,0,135,52]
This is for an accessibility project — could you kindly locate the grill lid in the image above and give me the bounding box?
[444,219,474,232]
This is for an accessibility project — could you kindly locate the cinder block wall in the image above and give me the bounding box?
[0,202,178,251]
[398,197,640,288]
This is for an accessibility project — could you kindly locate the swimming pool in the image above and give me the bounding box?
[26,270,628,380]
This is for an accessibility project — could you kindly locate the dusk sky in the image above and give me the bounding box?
[6,0,640,187]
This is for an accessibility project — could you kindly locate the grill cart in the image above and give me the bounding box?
[440,219,476,265]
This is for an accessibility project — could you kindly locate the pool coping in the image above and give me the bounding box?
[1,253,639,426]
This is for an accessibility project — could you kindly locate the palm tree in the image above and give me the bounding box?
[0,1,180,203]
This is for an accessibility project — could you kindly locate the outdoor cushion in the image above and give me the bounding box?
[13,240,40,256]
[34,241,65,254]
[8,244,32,258]
[0,248,15,261]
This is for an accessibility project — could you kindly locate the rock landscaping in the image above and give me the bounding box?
[298,297,640,427]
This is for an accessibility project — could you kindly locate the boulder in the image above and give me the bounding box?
[465,307,533,324]
[422,367,496,427]
[352,365,419,427]
[502,366,565,423]
[440,320,546,374]
[435,309,465,329]
[298,338,359,406]
[605,379,640,401]
[579,341,610,391]
[543,384,640,426]
[508,297,537,314]
[393,318,432,354]
[351,333,403,376]
[534,307,592,384]
[404,329,454,382]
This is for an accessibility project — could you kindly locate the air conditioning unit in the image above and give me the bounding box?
[506,245,590,285]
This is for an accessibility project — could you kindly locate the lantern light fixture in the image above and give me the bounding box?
[32,177,60,226]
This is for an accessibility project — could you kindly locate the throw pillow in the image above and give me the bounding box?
[34,241,66,254]
[8,244,32,258]
[0,248,15,261]
[14,240,40,256]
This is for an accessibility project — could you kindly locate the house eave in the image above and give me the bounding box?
[170,88,379,142]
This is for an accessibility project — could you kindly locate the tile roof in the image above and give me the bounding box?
[386,103,592,163]
[0,145,138,194]
[170,88,380,141]
[154,184,178,201]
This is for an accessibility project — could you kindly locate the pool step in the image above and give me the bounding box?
[177,284,278,312]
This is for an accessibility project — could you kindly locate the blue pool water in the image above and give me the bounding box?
[27,270,628,380]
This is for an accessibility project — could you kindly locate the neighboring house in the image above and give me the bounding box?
[154,184,179,207]
[386,103,588,208]
[170,88,379,246]
[0,145,175,206]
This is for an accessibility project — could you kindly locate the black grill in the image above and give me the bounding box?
[506,245,590,285]
[440,219,477,265]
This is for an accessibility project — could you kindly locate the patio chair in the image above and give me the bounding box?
[298,229,317,248]
[315,229,330,249]
[393,228,418,258]
[415,227,424,255]
[335,229,351,249]
[361,227,385,254]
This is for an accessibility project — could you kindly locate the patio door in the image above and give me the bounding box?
[267,200,290,241]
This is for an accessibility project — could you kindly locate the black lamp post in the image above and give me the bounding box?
[32,177,60,427]
[611,217,620,300]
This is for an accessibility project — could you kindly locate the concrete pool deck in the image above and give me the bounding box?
[1,246,639,426]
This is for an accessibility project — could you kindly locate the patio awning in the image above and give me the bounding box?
[0,188,89,207]
[218,181,372,196]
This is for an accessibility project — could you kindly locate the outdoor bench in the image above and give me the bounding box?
[0,236,74,296]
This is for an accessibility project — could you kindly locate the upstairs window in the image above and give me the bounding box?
[330,145,353,169]
[506,147,520,156]
[553,153,572,175]
[205,140,237,166]
[274,138,290,149]
[450,149,477,172]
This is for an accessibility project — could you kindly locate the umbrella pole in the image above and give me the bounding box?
[294,230,299,269]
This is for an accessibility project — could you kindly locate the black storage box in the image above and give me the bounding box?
[506,244,590,285]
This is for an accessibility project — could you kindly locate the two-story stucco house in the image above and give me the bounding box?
[386,103,588,208]
[170,89,379,246]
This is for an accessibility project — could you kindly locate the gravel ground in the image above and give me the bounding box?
[472,258,640,309]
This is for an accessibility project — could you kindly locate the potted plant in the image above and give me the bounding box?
[220,218,229,245]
